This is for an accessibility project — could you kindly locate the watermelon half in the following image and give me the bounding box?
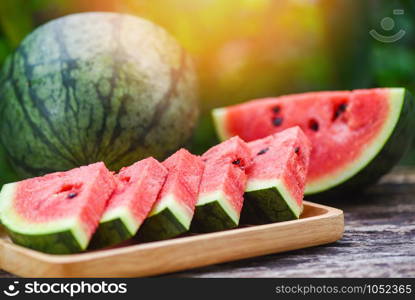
[137,149,204,241]
[191,136,252,232]
[241,127,311,224]
[0,162,115,254]
[91,158,167,248]
[213,88,414,195]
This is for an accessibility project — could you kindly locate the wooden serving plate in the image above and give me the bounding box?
[0,201,343,277]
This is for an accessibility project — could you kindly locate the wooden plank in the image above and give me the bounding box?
[0,201,343,277]
[172,168,415,278]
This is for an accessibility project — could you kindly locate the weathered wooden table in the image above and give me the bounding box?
[1,168,414,278]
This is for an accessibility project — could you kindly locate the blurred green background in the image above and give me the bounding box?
[0,0,415,185]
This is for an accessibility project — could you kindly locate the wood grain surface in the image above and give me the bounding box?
[168,167,415,278]
[1,167,414,278]
[0,202,342,277]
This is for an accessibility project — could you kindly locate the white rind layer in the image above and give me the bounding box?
[100,205,140,236]
[0,182,89,249]
[213,88,406,195]
[212,108,230,141]
[306,88,405,194]
[149,193,193,229]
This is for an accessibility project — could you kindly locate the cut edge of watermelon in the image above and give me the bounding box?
[213,88,407,195]
[148,193,193,230]
[212,108,231,141]
[196,190,239,225]
[100,206,140,237]
[246,178,302,218]
[306,87,405,194]
[0,182,89,250]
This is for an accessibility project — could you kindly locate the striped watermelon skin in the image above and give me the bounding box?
[0,13,198,177]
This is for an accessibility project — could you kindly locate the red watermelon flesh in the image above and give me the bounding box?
[159,148,205,214]
[91,157,168,247]
[202,136,252,170]
[200,136,252,212]
[198,160,247,213]
[213,88,406,194]
[244,127,311,221]
[14,162,114,236]
[191,137,252,232]
[104,157,167,224]
[0,162,115,253]
[137,149,205,241]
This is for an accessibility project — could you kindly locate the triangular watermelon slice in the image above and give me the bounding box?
[241,127,311,224]
[137,149,205,241]
[213,88,414,195]
[0,162,115,254]
[191,136,252,232]
[91,157,167,248]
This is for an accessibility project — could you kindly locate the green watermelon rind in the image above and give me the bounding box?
[89,219,132,249]
[191,191,239,232]
[6,228,83,254]
[137,194,192,241]
[244,179,302,223]
[0,183,88,254]
[0,13,199,178]
[101,205,140,235]
[242,190,298,226]
[89,206,139,248]
[311,88,415,197]
[213,88,414,195]
[191,201,238,232]
[305,88,408,194]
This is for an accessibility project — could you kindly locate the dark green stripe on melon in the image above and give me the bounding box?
[241,188,298,225]
[0,12,198,178]
[310,89,415,200]
[136,208,187,242]
[191,201,238,233]
[6,228,83,255]
[89,218,133,249]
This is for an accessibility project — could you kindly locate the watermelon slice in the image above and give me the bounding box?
[213,88,414,195]
[191,136,252,232]
[241,127,311,224]
[137,149,204,241]
[91,158,167,248]
[0,162,115,254]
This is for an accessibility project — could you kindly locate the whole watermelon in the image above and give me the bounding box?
[0,12,198,177]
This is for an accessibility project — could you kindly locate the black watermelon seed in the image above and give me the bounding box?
[68,192,77,199]
[272,117,283,126]
[339,103,348,112]
[294,147,300,154]
[232,159,241,165]
[333,103,348,120]
[272,105,281,113]
[309,119,319,132]
[334,111,341,119]
[257,148,269,155]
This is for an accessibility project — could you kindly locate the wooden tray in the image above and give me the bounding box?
[0,201,343,277]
